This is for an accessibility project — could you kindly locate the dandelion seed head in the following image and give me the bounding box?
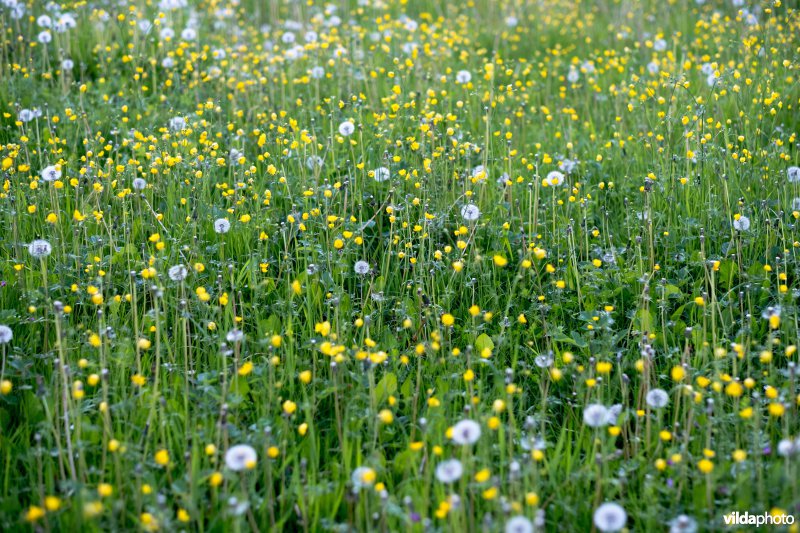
[224,444,257,471]
[593,502,627,532]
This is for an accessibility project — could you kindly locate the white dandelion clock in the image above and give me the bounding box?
[214,218,231,234]
[56,13,77,31]
[132,178,147,191]
[306,156,323,170]
[534,352,554,368]
[583,404,609,428]
[787,166,800,183]
[28,239,52,259]
[733,215,750,231]
[0,325,12,344]
[435,459,463,484]
[451,419,481,445]
[38,31,52,44]
[645,388,669,409]
[373,166,390,182]
[354,261,370,275]
[168,265,188,281]
[226,329,244,343]
[169,116,187,131]
[460,204,480,222]
[338,120,355,136]
[224,444,257,471]
[593,502,627,532]
[456,70,472,84]
[505,516,534,533]
[605,404,623,425]
[545,170,565,187]
[567,68,580,84]
[18,109,36,123]
[558,159,577,174]
[777,438,796,457]
[230,148,243,161]
[350,466,376,492]
[669,514,698,533]
[40,165,61,182]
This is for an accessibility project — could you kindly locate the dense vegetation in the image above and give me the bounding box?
[1,0,799,530]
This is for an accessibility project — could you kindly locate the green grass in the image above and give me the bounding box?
[1,0,800,531]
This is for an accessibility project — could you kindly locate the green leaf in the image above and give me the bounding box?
[475,333,494,354]
[375,372,397,404]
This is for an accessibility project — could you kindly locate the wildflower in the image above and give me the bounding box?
[593,502,627,532]
[238,362,253,376]
[168,265,188,281]
[338,121,355,136]
[733,215,750,231]
[645,388,669,408]
[669,514,698,533]
[505,516,534,533]
[373,166,390,182]
[0,325,11,344]
[461,203,480,221]
[226,329,244,343]
[351,466,376,492]
[154,449,169,466]
[583,404,609,428]
[169,116,187,131]
[282,400,297,415]
[306,156,323,170]
[225,444,258,471]
[789,166,800,183]
[451,419,481,445]
[435,459,463,484]
[44,496,61,512]
[25,505,45,523]
[534,352,554,368]
[697,459,714,474]
[378,409,393,424]
[567,68,580,83]
[671,365,686,381]
[559,159,578,173]
[354,260,370,275]
[132,178,147,190]
[28,239,52,258]
[456,70,472,84]
[762,306,781,329]
[214,218,231,234]
[40,165,61,182]
[493,255,508,267]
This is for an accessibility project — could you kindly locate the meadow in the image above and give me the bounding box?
[1,0,799,530]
